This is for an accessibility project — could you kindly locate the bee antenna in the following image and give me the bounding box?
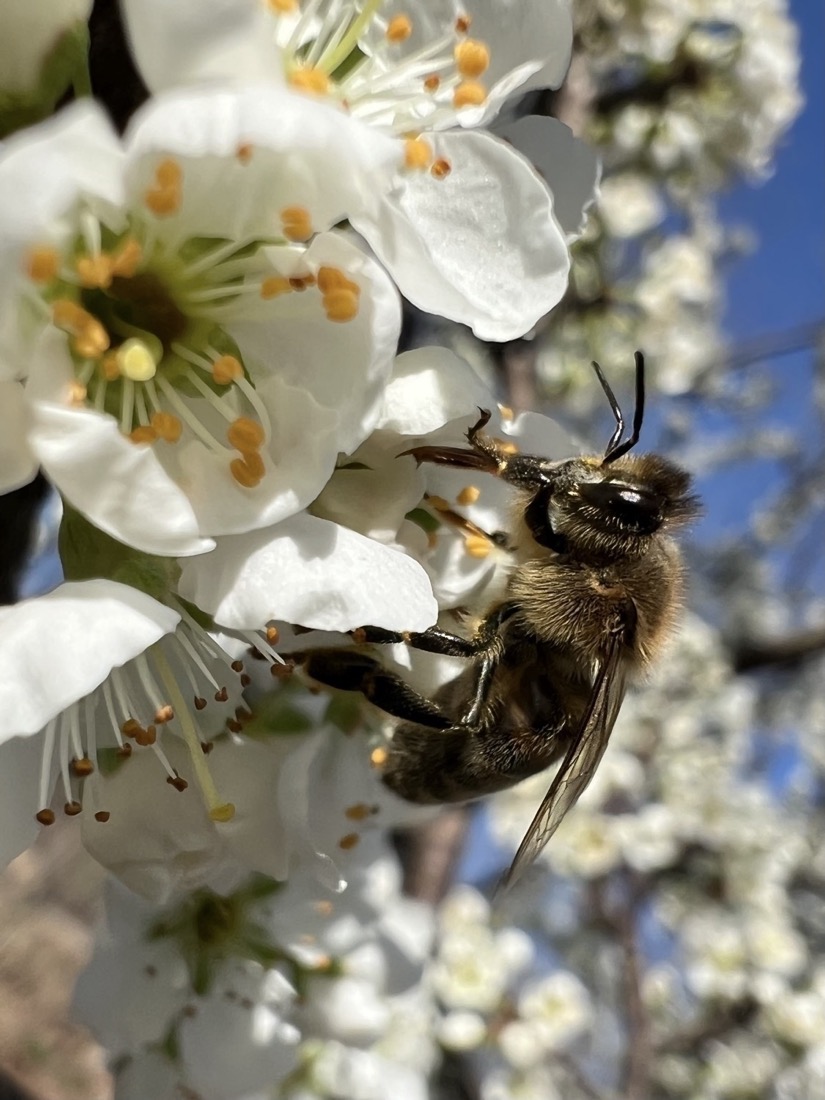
[600,350,646,465]
[591,359,624,457]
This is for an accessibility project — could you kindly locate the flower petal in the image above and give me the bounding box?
[375,348,491,435]
[0,734,44,867]
[0,579,180,740]
[177,513,438,632]
[353,130,569,341]
[496,116,601,240]
[0,380,37,493]
[121,0,281,94]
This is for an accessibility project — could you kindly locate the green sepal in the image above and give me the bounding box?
[58,501,180,601]
[405,506,441,534]
[0,21,90,139]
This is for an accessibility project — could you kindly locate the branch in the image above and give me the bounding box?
[732,625,825,673]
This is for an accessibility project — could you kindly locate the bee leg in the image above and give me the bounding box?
[300,649,451,729]
[354,601,515,660]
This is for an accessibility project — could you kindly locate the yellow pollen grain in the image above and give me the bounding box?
[260,275,292,300]
[404,136,433,170]
[26,245,60,283]
[345,803,372,821]
[338,832,360,850]
[111,237,143,277]
[288,66,330,96]
[280,205,313,242]
[323,288,359,322]
[457,485,481,505]
[212,354,244,384]
[129,425,158,445]
[236,142,254,164]
[423,73,441,91]
[101,352,120,381]
[76,252,114,289]
[230,456,264,488]
[151,411,182,443]
[209,802,236,822]
[117,338,158,382]
[66,380,87,406]
[465,534,492,558]
[453,80,487,108]
[73,322,111,359]
[386,13,412,41]
[227,416,265,452]
[144,185,182,216]
[370,746,388,767]
[455,13,471,32]
[455,39,490,78]
[430,157,452,179]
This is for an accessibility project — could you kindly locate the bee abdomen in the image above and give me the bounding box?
[382,720,563,804]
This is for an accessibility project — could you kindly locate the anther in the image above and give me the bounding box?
[454,39,490,78]
[236,143,254,164]
[226,719,243,733]
[70,757,95,777]
[338,832,360,850]
[230,456,264,488]
[240,674,251,687]
[227,417,266,452]
[194,696,207,711]
[76,252,114,289]
[465,534,492,558]
[151,412,182,443]
[101,353,120,381]
[323,288,360,322]
[288,67,330,95]
[457,485,481,505]
[231,660,244,673]
[431,157,452,179]
[267,0,298,11]
[455,13,471,32]
[211,355,243,384]
[201,741,214,754]
[423,74,441,91]
[111,238,143,277]
[215,687,229,703]
[345,803,371,821]
[129,425,158,445]
[117,743,133,757]
[36,809,56,826]
[404,137,433,170]
[289,273,316,290]
[134,724,157,747]
[94,811,111,823]
[266,625,280,645]
[26,246,60,284]
[260,276,292,300]
[156,159,183,188]
[121,718,143,738]
[155,704,175,724]
[167,774,189,792]
[386,14,412,42]
[370,747,388,767]
[453,81,487,108]
[64,800,83,816]
[280,205,313,242]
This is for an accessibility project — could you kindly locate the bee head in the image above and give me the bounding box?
[522,353,699,559]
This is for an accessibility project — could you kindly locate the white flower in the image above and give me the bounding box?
[597,172,665,238]
[436,1010,487,1050]
[120,0,599,341]
[0,378,37,493]
[0,90,402,554]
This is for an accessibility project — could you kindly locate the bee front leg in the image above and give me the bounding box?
[299,649,451,729]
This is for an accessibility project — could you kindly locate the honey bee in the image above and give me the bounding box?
[300,352,699,888]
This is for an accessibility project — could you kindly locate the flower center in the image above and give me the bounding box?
[275,2,491,132]
[24,159,364,490]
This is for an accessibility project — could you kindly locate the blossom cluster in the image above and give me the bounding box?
[0,1,600,1096]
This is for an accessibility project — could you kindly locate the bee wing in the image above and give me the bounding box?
[500,637,628,892]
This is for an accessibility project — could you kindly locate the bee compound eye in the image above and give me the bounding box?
[579,480,663,533]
